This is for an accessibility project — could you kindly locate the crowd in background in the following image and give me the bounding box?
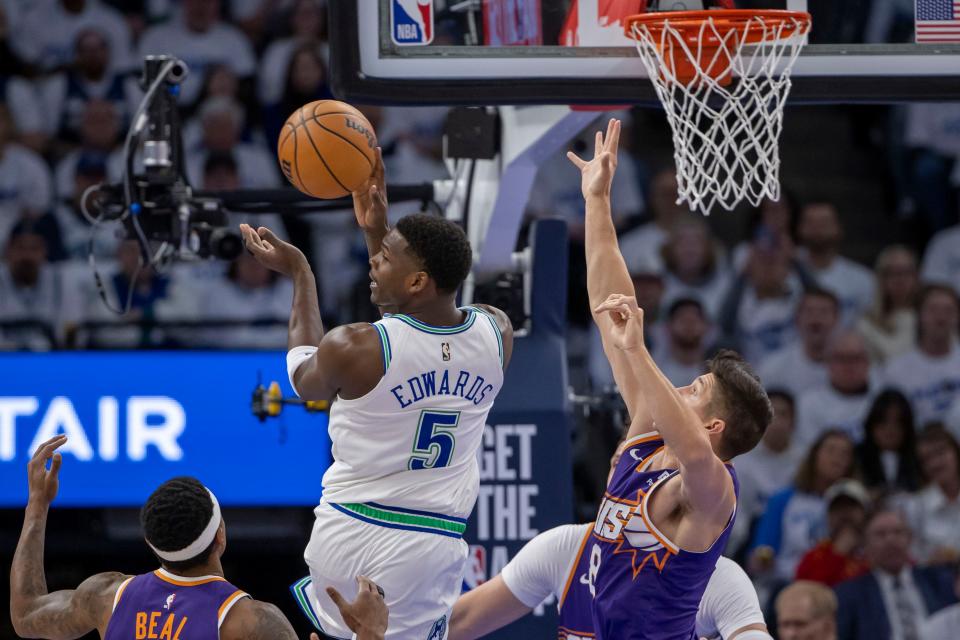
[2,1,960,638]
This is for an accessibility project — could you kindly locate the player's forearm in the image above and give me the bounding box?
[10,503,51,633]
[287,261,324,349]
[624,347,714,464]
[584,193,634,309]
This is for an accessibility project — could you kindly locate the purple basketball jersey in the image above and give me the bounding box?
[589,432,738,640]
[557,527,595,640]
[104,569,248,640]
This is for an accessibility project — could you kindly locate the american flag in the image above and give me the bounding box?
[916,0,960,42]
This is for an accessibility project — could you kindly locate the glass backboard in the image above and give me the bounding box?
[329,0,960,105]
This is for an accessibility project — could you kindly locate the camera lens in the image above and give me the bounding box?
[209,227,244,260]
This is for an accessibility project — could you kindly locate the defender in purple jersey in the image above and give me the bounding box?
[568,119,774,640]
[9,435,311,640]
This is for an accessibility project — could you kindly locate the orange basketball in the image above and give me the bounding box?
[277,100,378,199]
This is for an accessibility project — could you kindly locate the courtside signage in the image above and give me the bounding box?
[0,352,330,507]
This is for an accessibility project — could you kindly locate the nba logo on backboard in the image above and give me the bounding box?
[463,545,487,588]
[391,0,433,46]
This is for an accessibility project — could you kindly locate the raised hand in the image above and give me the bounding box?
[567,118,620,199]
[27,434,66,507]
[239,224,308,277]
[326,576,388,640]
[593,293,645,352]
[352,147,388,234]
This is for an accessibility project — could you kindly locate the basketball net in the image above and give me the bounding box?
[626,11,810,213]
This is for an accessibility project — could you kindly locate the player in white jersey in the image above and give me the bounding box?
[448,523,770,640]
[240,150,513,639]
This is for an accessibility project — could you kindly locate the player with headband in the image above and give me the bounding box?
[10,435,388,640]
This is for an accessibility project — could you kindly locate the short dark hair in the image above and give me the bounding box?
[801,287,840,311]
[916,283,959,313]
[395,214,472,294]
[707,350,773,459]
[141,477,218,571]
[666,297,705,321]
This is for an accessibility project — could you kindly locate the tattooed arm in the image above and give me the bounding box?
[219,598,299,640]
[10,435,127,639]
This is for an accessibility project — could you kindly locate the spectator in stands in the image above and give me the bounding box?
[658,214,730,317]
[796,480,871,587]
[185,96,277,189]
[758,288,839,399]
[749,430,856,584]
[619,168,685,265]
[922,208,960,293]
[0,4,32,77]
[835,509,957,640]
[717,232,807,364]
[858,390,922,500]
[0,103,54,243]
[907,424,960,566]
[923,571,960,640]
[653,297,709,387]
[775,580,838,640]
[732,192,799,270]
[53,99,120,200]
[12,0,132,74]
[138,0,257,107]
[883,285,960,425]
[0,221,64,349]
[264,42,331,146]
[797,201,875,323]
[858,245,920,363]
[52,151,120,258]
[259,0,327,107]
[196,251,292,349]
[40,28,135,152]
[732,389,803,555]
[795,330,877,447]
[0,7,45,152]
[902,103,960,236]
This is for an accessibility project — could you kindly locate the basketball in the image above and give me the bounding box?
[277,100,378,199]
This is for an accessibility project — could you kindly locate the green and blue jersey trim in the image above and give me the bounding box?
[371,321,392,371]
[289,577,350,639]
[384,308,477,335]
[330,502,467,539]
[472,306,504,368]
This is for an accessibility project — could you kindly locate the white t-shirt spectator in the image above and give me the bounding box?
[499,523,766,639]
[883,345,960,426]
[138,19,256,105]
[0,262,68,349]
[732,274,804,365]
[258,37,330,106]
[186,145,279,190]
[39,72,140,143]
[795,380,877,447]
[804,254,876,324]
[661,267,731,320]
[757,342,829,398]
[12,0,132,72]
[730,442,803,553]
[904,103,960,159]
[921,225,960,292]
[651,343,706,388]
[904,484,960,565]
[193,276,293,349]
[3,75,44,138]
[619,223,668,272]
[0,143,54,239]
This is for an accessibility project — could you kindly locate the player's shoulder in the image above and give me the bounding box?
[322,322,383,351]
[219,597,297,640]
[529,523,591,556]
[469,304,514,337]
[77,572,131,627]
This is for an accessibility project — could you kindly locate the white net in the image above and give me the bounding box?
[629,13,809,213]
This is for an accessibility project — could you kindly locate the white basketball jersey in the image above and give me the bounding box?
[321,307,505,519]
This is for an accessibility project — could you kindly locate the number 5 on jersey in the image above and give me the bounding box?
[408,410,460,470]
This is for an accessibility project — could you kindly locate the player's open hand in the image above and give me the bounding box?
[594,293,645,352]
[27,434,66,508]
[567,118,620,199]
[352,147,389,234]
[326,576,388,640]
[239,224,308,277]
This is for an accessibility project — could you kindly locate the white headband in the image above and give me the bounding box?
[147,489,222,563]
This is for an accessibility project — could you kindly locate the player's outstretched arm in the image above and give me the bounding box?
[352,146,390,260]
[449,576,531,640]
[10,435,126,639]
[469,304,515,371]
[595,295,734,523]
[219,598,299,640]
[568,119,651,429]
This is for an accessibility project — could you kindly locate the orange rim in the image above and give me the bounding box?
[624,9,811,46]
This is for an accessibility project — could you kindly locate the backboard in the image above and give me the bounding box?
[329,0,960,105]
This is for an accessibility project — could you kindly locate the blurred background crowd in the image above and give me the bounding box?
[1,0,960,638]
